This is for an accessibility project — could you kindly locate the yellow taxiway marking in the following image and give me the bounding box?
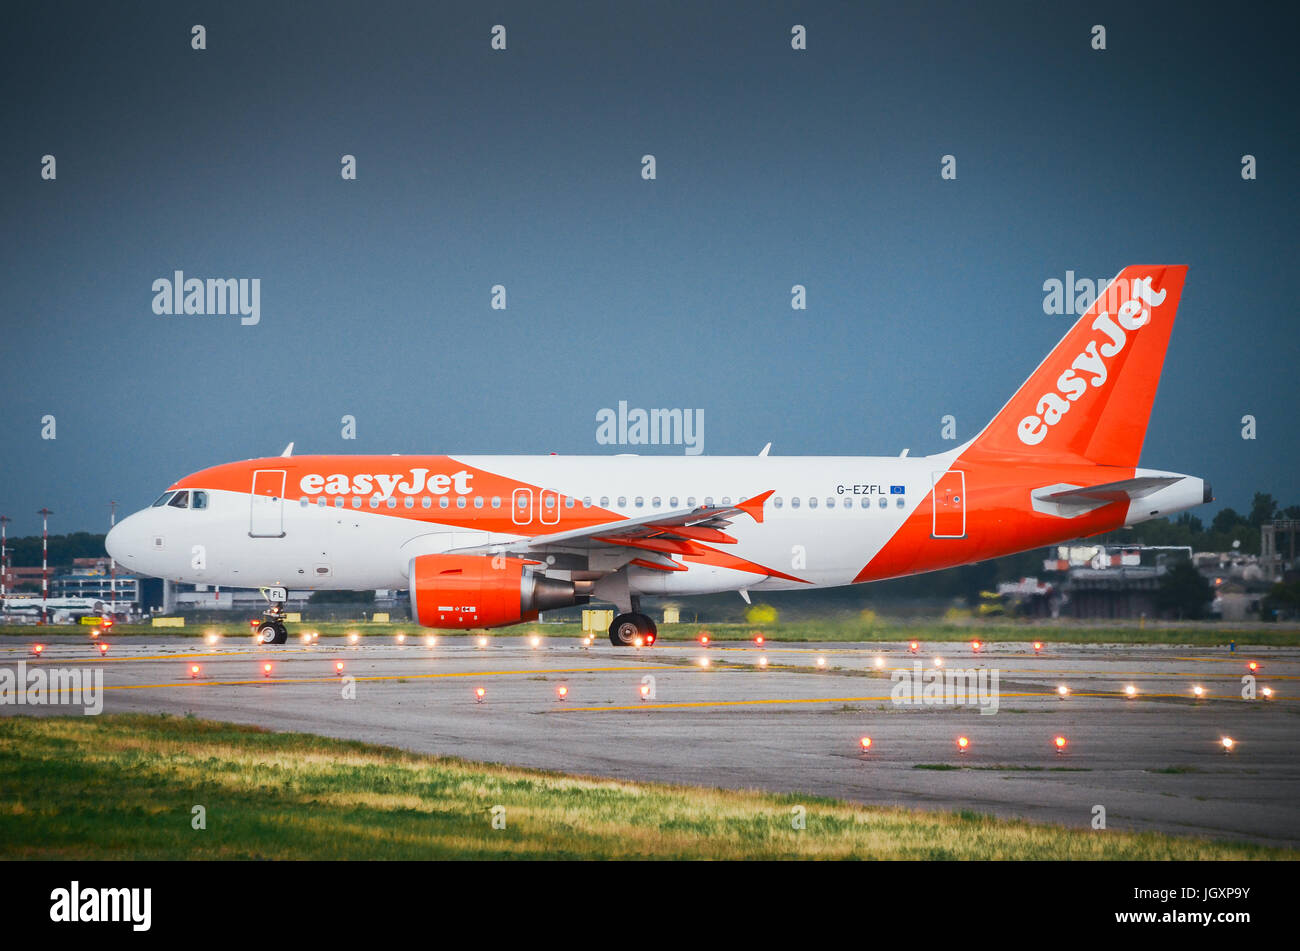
[556,690,1288,712]
[21,657,1298,682]
[99,665,679,690]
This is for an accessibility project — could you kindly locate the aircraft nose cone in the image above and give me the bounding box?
[105,514,135,565]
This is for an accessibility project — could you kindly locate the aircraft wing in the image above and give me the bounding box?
[445,490,788,575]
[519,490,774,551]
[446,489,809,582]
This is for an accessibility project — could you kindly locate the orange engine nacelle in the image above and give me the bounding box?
[408,554,586,629]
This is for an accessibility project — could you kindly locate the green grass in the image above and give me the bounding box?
[4,617,1297,646]
[0,714,1289,860]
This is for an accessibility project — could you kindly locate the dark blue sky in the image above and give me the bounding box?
[2,1,1296,534]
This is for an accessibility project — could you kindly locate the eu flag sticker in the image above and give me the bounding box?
[890,485,905,495]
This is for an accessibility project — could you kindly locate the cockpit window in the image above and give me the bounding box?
[167,491,190,509]
[191,491,208,510]
[151,491,175,507]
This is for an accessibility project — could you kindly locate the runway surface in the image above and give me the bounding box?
[4,633,1299,847]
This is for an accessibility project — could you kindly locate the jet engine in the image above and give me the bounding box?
[408,553,588,629]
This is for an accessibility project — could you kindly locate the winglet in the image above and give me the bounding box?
[737,489,775,524]
[758,442,771,457]
[280,442,295,458]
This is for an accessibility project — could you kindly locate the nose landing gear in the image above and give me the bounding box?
[254,585,290,645]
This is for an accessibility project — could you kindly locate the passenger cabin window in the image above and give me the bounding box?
[474,497,484,508]
[774,497,784,508]
[492,497,502,509]
[687,497,696,507]
[167,491,190,509]
[860,498,870,509]
[422,497,432,509]
[617,497,627,507]
[634,497,644,508]
[600,497,610,507]
[790,497,800,508]
[878,497,887,508]
[808,497,818,509]
[896,497,906,508]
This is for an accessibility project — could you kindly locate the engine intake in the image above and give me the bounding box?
[408,553,587,629]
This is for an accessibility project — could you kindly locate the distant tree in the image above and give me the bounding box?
[1261,580,1300,621]
[1175,512,1203,534]
[1155,561,1213,620]
[7,532,108,567]
[1249,493,1279,527]
[1211,508,1247,535]
[1284,505,1300,520]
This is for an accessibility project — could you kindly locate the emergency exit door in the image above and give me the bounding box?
[931,470,966,538]
[250,469,286,537]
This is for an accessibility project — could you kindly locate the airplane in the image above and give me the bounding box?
[106,265,1208,646]
[0,595,118,623]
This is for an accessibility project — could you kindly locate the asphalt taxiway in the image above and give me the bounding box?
[4,634,1298,846]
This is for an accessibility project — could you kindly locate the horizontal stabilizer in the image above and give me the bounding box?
[1031,476,1184,518]
[1035,476,1183,506]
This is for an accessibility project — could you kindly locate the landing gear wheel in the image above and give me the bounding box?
[608,612,657,647]
[258,621,288,645]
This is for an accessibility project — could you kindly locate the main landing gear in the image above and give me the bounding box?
[608,612,657,647]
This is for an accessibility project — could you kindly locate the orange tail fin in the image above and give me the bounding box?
[967,265,1187,467]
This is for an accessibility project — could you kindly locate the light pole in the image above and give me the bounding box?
[0,514,10,602]
[109,500,117,616]
[38,508,52,624]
